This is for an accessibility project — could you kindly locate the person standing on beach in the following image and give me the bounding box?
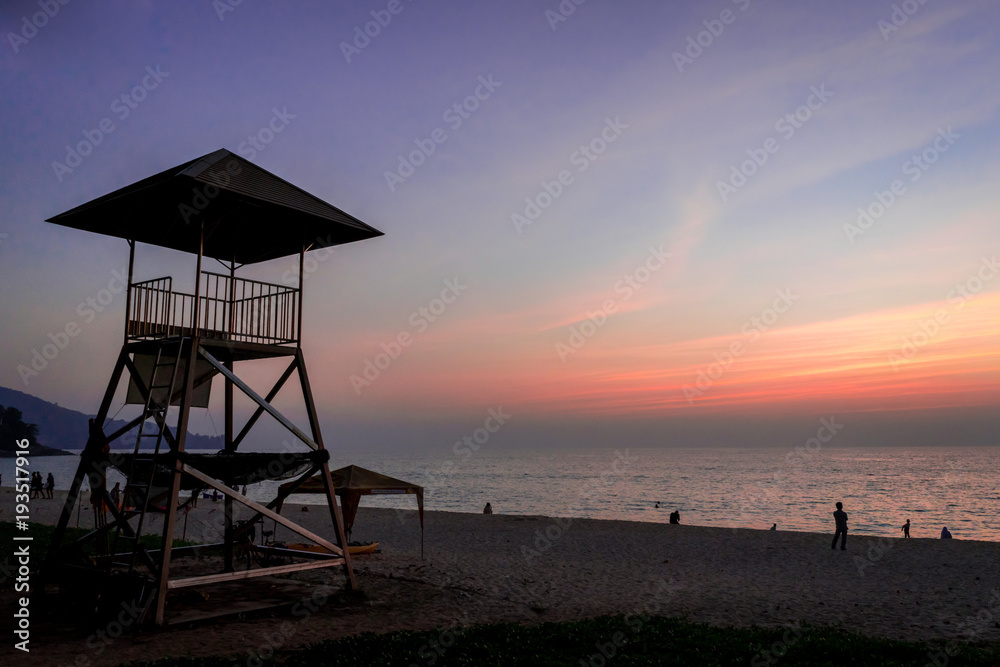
[901,519,910,538]
[45,472,55,499]
[831,501,848,550]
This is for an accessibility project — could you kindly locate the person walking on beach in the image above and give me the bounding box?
[901,519,910,538]
[45,472,55,499]
[941,526,952,539]
[831,501,848,550]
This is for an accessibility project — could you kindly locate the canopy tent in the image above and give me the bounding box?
[278,465,424,556]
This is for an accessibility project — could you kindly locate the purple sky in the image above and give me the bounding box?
[1,0,998,452]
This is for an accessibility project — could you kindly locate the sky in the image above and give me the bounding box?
[1,0,998,452]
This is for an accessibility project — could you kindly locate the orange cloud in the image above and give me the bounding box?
[385,290,999,418]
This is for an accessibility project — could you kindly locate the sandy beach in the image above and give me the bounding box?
[2,488,999,665]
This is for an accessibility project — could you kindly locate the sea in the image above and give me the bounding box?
[4,446,998,541]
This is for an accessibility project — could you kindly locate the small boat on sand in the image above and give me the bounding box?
[285,542,379,555]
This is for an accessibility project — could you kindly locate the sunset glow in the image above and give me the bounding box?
[1,0,998,449]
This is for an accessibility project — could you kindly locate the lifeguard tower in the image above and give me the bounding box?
[43,149,382,625]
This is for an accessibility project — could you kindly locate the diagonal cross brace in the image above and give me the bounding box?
[179,463,343,556]
[198,346,319,450]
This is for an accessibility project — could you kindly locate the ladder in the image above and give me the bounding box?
[111,339,185,574]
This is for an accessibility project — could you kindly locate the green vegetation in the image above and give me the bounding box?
[0,521,195,567]
[0,403,40,449]
[124,614,1000,666]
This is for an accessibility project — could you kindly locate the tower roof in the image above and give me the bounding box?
[46,149,383,264]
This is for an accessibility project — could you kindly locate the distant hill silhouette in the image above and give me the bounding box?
[0,386,224,452]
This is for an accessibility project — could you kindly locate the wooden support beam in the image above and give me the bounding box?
[242,464,320,527]
[296,347,357,591]
[155,336,196,626]
[167,557,345,589]
[179,464,343,556]
[231,357,298,450]
[48,349,127,560]
[198,346,319,450]
[255,545,341,561]
[100,542,225,562]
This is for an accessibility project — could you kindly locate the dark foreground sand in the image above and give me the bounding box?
[2,488,998,665]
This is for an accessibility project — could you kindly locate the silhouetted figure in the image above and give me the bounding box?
[483,502,493,514]
[655,502,660,509]
[669,510,680,524]
[111,482,121,508]
[901,519,910,538]
[30,472,43,499]
[941,526,952,539]
[45,473,55,498]
[770,523,777,531]
[831,501,848,550]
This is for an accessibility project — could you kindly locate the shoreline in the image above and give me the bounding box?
[2,487,996,544]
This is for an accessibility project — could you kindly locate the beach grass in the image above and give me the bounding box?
[126,615,1000,666]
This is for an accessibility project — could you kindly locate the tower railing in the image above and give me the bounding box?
[128,272,299,345]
